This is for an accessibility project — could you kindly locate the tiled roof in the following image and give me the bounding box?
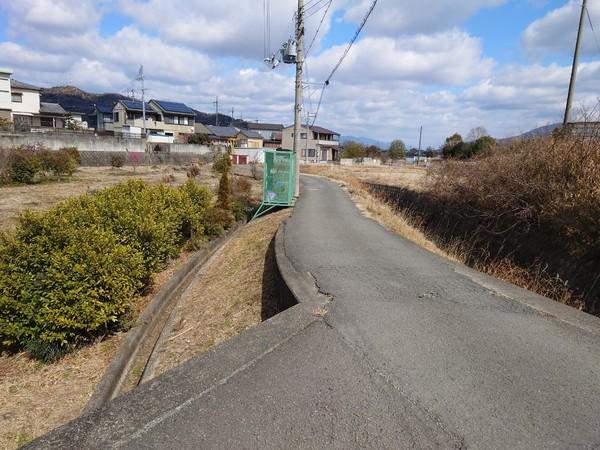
[207,125,239,138]
[238,129,264,139]
[96,104,115,114]
[246,122,283,131]
[11,79,41,91]
[39,102,67,115]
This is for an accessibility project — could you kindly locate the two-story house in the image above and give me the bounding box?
[245,122,283,148]
[112,99,195,142]
[10,79,42,130]
[0,68,12,123]
[93,104,115,132]
[148,100,195,140]
[281,124,341,163]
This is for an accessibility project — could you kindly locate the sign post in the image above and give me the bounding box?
[252,149,297,219]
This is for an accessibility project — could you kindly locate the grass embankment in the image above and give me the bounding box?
[303,136,599,314]
[152,208,291,377]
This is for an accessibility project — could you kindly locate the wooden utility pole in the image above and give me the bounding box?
[564,0,587,126]
[293,0,304,197]
[214,96,220,126]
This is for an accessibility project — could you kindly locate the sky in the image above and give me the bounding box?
[1,0,600,147]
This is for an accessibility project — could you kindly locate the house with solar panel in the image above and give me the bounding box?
[112,99,196,142]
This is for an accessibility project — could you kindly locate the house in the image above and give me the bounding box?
[148,100,195,141]
[236,129,264,148]
[281,124,341,163]
[194,121,211,135]
[93,104,115,132]
[10,79,41,130]
[0,68,12,123]
[38,102,68,129]
[206,125,240,145]
[112,99,195,142]
[245,122,283,147]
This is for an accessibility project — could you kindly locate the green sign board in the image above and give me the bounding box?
[253,149,296,219]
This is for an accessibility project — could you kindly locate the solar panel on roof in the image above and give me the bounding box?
[153,100,195,115]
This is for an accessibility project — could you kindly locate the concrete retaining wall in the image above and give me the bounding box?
[0,132,211,167]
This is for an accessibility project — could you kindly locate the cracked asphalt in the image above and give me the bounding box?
[29,175,600,449]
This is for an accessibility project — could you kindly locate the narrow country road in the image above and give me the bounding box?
[284,176,600,448]
[29,175,600,449]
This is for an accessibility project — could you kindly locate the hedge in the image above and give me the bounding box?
[0,179,228,360]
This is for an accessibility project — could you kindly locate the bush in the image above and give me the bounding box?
[111,153,125,168]
[61,147,81,165]
[188,133,211,145]
[187,164,201,178]
[7,146,42,183]
[0,179,230,359]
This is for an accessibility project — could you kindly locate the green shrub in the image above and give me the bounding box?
[61,147,81,164]
[0,226,146,358]
[39,149,77,178]
[111,153,125,168]
[0,179,229,359]
[7,146,42,183]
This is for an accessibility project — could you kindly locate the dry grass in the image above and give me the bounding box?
[0,334,124,449]
[301,164,428,191]
[153,208,291,377]
[302,154,595,313]
[0,165,220,231]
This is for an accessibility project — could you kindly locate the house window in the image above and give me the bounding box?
[113,112,120,122]
[308,149,315,157]
[40,117,54,127]
[300,132,307,139]
[11,93,22,103]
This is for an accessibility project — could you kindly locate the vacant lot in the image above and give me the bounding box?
[301,164,428,191]
[0,164,263,231]
[0,165,266,448]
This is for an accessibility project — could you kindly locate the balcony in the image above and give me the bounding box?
[318,139,339,147]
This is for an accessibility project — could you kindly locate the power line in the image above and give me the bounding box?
[305,0,333,57]
[585,6,600,54]
[310,0,378,126]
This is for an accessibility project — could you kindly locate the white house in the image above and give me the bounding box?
[0,68,12,123]
[10,79,41,129]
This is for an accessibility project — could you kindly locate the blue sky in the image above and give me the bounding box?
[1,0,599,146]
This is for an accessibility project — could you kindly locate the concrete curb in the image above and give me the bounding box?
[275,220,330,308]
[84,222,245,413]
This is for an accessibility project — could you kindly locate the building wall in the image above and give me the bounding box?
[11,89,40,115]
[0,132,211,156]
[0,71,11,114]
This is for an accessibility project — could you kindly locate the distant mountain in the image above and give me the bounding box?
[341,135,390,149]
[499,123,561,144]
[41,86,128,115]
[193,109,234,126]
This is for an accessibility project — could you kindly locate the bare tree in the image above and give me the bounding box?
[467,126,489,142]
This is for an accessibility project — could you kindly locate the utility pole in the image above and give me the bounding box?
[138,65,147,136]
[213,96,220,126]
[564,0,587,126]
[293,0,304,197]
[231,107,235,125]
[417,126,422,166]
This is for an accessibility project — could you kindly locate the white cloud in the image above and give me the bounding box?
[2,0,100,35]
[342,0,507,35]
[308,30,494,86]
[524,0,600,56]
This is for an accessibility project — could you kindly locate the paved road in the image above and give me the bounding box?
[30,175,600,449]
